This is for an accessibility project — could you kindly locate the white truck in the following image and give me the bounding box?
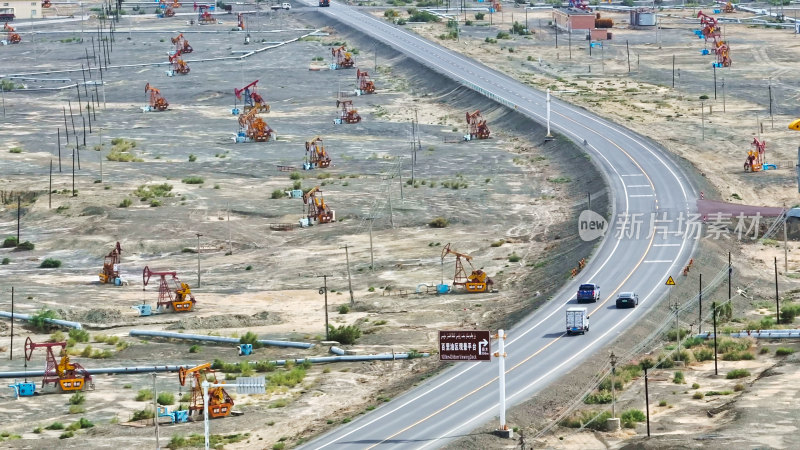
[270,2,291,10]
[566,307,589,335]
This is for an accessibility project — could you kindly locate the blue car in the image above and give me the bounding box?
[577,283,600,303]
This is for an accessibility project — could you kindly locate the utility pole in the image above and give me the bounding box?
[10,287,13,360]
[712,301,719,375]
[17,196,21,244]
[319,275,330,340]
[344,245,354,307]
[783,208,788,272]
[644,366,651,437]
[769,78,774,129]
[196,233,202,287]
[713,63,717,99]
[699,273,703,334]
[701,101,705,141]
[775,257,780,324]
[722,78,726,113]
[728,252,732,302]
[610,352,617,419]
[152,373,160,449]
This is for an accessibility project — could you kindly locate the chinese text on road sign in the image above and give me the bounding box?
[439,330,491,362]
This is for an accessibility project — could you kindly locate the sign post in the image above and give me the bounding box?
[438,330,491,361]
[666,276,680,361]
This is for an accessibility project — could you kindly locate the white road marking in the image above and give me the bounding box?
[643,260,673,263]
[653,243,681,247]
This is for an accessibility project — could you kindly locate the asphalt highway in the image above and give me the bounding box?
[298,2,699,448]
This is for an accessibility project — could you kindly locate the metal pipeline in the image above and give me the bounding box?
[129,330,314,349]
[0,311,83,330]
[0,365,189,379]
[695,329,800,339]
[329,346,346,355]
[270,351,430,366]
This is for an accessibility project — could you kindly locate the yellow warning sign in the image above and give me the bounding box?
[665,276,676,286]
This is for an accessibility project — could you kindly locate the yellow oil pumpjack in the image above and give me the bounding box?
[178,363,233,418]
[25,338,93,392]
[98,241,122,284]
[142,266,196,312]
[303,186,335,224]
[304,136,331,169]
[441,243,493,293]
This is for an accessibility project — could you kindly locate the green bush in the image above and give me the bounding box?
[16,240,34,250]
[780,304,800,323]
[775,347,795,356]
[508,253,521,263]
[659,400,668,407]
[694,346,714,361]
[666,328,690,341]
[338,305,350,314]
[240,331,264,349]
[119,198,132,208]
[620,409,646,428]
[692,382,700,389]
[475,12,485,20]
[718,338,750,354]
[682,336,705,348]
[188,154,197,162]
[407,8,440,22]
[559,410,612,430]
[131,409,154,421]
[189,344,201,353]
[135,389,154,401]
[157,392,175,405]
[496,31,511,39]
[723,350,754,361]
[428,217,449,228]
[583,390,612,404]
[46,422,64,430]
[2,236,18,248]
[69,329,90,343]
[328,324,361,345]
[40,258,62,268]
[59,431,75,439]
[1,257,9,265]
[673,371,685,384]
[68,405,85,414]
[181,176,204,185]
[271,189,286,199]
[726,369,750,379]
[69,392,86,405]
[169,434,187,448]
[30,309,59,331]
[77,418,94,429]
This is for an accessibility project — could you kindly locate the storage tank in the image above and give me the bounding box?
[630,9,657,27]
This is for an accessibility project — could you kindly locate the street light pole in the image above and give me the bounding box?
[610,352,617,419]
[319,275,330,340]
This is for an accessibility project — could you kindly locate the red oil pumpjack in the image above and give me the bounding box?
[145,83,169,111]
[25,338,93,392]
[171,33,193,54]
[303,186,335,224]
[198,5,216,24]
[331,45,355,69]
[356,69,375,95]
[237,107,275,142]
[335,99,361,124]
[697,11,731,67]
[304,136,331,169]
[4,23,21,44]
[568,0,589,11]
[234,80,270,113]
[169,49,190,75]
[466,110,490,140]
[441,243,493,293]
[178,363,233,418]
[42,0,52,8]
[99,241,123,284]
[142,266,196,312]
[744,138,766,172]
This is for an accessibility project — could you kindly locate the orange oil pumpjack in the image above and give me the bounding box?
[198,5,216,24]
[466,110,490,140]
[4,23,21,44]
[331,45,355,69]
[234,80,270,114]
[335,99,361,124]
[24,338,93,392]
[723,1,734,13]
[238,107,275,142]
[169,49,190,74]
[304,136,331,169]
[142,266,196,312]
[99,241,123,284]
[744,138,766,172]
[171,33,193,54]
[356,69,375,95]
[303,186,335,224]
[178,363,233,418]
[441,243,494,293]
[145,83,169,111]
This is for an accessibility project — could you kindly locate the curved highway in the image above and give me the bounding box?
[299,2,699,448]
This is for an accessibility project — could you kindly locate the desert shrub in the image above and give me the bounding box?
[40,258,62,268]
[705,390,733,396]
[268,366,307,388]
[666,328,690,341]
[16,241,34,250]
[189,345,200,353]
[775,347,795,356]
[77,418,93,429]
[69,329,90,343]
[583,390,612,404]
[384,9,399,18]
[240,331,264,349]
[271,189,286,199]
[559,410,611,430]
[133,183,173,201]
[694,346,714,361]
[496,31,510,39]
[107,138,143,162]
[2,237,18,247]
[673,371,685,384]
[30,309,59,331]
[717,338,750,354]
[119,198,132,208]
[135,389,154,401]
[131,409,154,421]
[188,154,197,162]
[69,392,86,405]
[338,305,350,314]
[157,392,175,405]
[656,355,674,369]
[723,351,754,361]
[407,9,440,22]
[59,431,74,439]
[181,176,204,184]
[428,217,449,228]
[508,253,521,263]
[621,409,646,428]
[692,382,700,389]
[168,434,187,448]
[328,324,361,345]
[682,336,705,348]
[726,369,750,379]
[475,12,484,20]
[659,400,668,407]
[780,304,800,323]
[80,346,92,357]
[46,422,64,430]
[1,257,9,265]
[734,383,745,392]
[68,405,85,414]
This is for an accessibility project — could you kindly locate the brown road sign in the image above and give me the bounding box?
[439,330,491,362]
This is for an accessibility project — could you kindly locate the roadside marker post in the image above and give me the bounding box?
[494,329,512,438]
[666,276,680,361]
